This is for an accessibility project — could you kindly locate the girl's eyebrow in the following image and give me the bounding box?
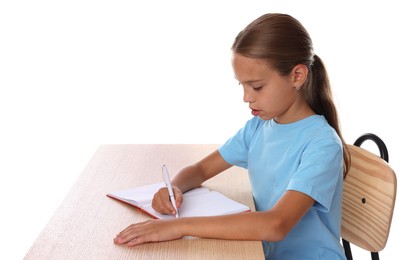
[243,79,263,84]
[234,77,264,85]
[241,80,264,86]
[233,75,264,85]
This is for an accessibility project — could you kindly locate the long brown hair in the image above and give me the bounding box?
[232,13,350,178]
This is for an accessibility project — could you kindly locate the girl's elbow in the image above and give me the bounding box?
[263,219,290,242]
[264,229,287,242]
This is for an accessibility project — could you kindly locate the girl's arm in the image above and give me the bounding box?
[152,150,232,216]
[172,150,232,192]
[114,189,315,246]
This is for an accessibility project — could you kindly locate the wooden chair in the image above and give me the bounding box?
[341,133,397,260]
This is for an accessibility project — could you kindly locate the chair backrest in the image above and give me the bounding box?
[341,134,397,259]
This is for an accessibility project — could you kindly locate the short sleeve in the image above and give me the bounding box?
[218,117,263,169]
[287,136,343,212]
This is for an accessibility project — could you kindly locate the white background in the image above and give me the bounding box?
[1,1,418,259]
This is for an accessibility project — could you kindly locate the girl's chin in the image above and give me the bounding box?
[251,110,275,121]
[256,115,273,121]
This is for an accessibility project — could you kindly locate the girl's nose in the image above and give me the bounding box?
[243,91,254,103]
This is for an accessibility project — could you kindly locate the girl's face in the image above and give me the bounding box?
[232,53,312,124]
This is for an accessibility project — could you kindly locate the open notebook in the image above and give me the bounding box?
[107,182,250,219]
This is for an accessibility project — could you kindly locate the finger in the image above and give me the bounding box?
[114,223,150,245]
[114,225,138,245]
[173,186,183,208]
[126,237,148,247]
[152,188,174,215]
[151,190,164,213]
[160,188,177,215]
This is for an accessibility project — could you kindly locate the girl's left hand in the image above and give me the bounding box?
[113,219,182,247]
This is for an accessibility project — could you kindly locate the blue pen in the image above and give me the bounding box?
[162,165,178,218]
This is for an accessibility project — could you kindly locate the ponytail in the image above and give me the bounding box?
[304,55,350,178]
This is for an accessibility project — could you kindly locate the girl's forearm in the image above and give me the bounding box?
[171,164,206,193]
[176,190,314,242]
[172,150,232,193]
[178,211,285,242]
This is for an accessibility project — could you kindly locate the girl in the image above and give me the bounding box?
[114,13,350,259]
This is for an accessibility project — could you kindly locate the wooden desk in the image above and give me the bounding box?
[25,144,264,259]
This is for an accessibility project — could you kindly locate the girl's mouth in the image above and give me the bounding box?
[251,109,260,116]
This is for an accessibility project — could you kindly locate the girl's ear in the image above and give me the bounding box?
[291,64,308,87]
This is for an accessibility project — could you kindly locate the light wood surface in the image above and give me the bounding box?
[24,144,264,260]
[341,144,397,252]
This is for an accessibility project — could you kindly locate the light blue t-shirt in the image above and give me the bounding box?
[219,115,345,260]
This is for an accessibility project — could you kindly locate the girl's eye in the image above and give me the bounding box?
[253,86,263,91]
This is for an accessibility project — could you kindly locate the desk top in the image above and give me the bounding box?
[25,144,264,259]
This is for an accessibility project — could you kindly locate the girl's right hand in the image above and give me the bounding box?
[151,186,183,216]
